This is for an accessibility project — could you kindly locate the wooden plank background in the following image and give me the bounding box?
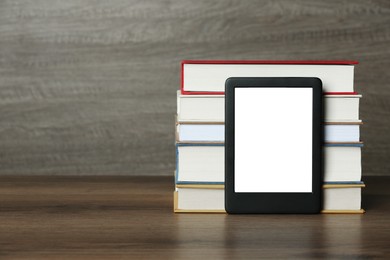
[0,0,389,175]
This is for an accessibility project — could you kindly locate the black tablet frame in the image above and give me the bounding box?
[225,77,323,214]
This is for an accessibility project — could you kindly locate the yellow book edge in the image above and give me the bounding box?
[176,184,365,189]
[321,209,365,214]
[174,209,227,213]
[323,183,365,189]
[176,121,224,125]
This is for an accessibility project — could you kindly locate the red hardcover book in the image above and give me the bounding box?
[181,60,358,95]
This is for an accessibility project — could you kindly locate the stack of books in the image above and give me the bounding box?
[174,60,364,213]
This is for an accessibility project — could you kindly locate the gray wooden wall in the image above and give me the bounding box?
[0,0,389,175]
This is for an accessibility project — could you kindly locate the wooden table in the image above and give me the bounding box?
[0,176,389,258]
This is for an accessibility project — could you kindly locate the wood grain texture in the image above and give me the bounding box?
[0,176,388,258]
[0,0,389,175]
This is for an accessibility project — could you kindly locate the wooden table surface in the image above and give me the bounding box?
[0,176,389,259]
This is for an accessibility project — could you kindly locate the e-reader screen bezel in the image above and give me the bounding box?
[225,77,322,213]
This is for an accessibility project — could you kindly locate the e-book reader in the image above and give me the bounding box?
[225,77,322,213]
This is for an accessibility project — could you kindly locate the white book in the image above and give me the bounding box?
[324,95,361,123]
[183,62,356,93]
[177,91,361,123]
[322,184,364,212]
[324,124,360,143]
[176,145,224,184]
[174,186,225,213]
[174,184,364,213]
[176,123,361,143]
[177,124,225,143]
[177,92,225,122]
[324,146,362,182]
[176,144,362,184]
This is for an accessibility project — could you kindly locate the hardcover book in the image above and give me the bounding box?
[176,122,361,144]
[182,60,358,94]
[177,91,361,123]
[176,143,362,184]
[174,183,365,213]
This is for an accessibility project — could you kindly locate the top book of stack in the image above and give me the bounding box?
[181,60,359,95]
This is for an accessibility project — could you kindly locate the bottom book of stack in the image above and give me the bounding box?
[174,182,365,214]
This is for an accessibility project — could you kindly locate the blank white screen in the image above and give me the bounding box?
[234,88,313,193]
